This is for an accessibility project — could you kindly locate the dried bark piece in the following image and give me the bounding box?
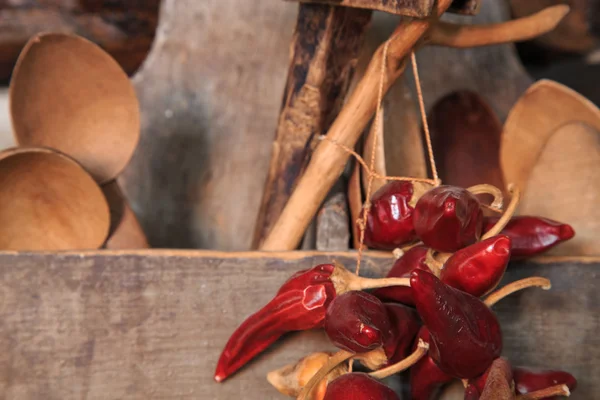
[348,161,363,249]
[362,108,387,195]
[501,80,600,192]
[316,192,351,251]
[252,5,371,248]
[289,0,434,17]
[480,358,515,400]
[520,122,600,256]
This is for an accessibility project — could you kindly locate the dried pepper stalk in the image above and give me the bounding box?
[215,263,411,382]
[267,352,348,399]
[483,216,575,258]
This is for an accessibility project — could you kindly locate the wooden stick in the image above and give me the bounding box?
[252,5,372,249]
[362,107,387,194]
[261,0,454,251]
[429,5,570,48]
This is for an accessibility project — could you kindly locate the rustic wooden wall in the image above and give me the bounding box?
[120,0,533,251]
[0,251,596,399]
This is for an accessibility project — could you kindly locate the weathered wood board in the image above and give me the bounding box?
[0,251,596,399]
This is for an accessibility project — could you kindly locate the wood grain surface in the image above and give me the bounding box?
[0,250,596,399]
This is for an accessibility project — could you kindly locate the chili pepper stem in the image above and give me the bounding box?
[481,184,521,241]
[424,248,446,276]
[297,350,353,400]
[467,184,504,210]
[331,262,411,293]
[368,339,429,379]
[516,384,570,399]
[484,277,551,307]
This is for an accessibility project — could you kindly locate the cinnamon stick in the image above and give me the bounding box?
[260,0,455,251]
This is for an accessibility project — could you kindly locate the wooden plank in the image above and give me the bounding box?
[121,0,299,250]
[0,250,597,398]
[288,0,434,17]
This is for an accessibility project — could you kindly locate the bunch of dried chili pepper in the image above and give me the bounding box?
[215,183,577,399]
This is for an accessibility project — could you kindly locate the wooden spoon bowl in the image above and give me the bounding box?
[0,147,110,250]
[9,32,140,183]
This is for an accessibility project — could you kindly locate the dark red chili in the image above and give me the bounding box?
[214,264,336,382]
[410,269,502,379]
[324,291,393,356]
[440,235,511,297]
[513,367,577,399]
[323,373,400,400]
[383,303,421,364]
[413,185,483,252]
[363,181,427,250]
[483,216,575,258]
[409,326,453,400]
[372,245,429,306]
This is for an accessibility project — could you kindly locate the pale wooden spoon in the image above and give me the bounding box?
[501,79,600,192]
[9,32,140,183]
[0,147,110,250]
[520,122,600,256]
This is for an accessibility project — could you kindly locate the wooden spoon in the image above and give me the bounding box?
[9,32,140,183]
[10,32,148,248]
[428,90,505,191]
[501,79,600,192]
[102,181,149,249]
[520,122,600,256]
[0,147,110,250]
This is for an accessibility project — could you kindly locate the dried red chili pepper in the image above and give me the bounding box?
[439,235,512,297]
[383,303,421,364]
[409,326,453,400]
[324,290,394,369]
[413,185,484,252]
[215,264,336,382]
[410,268,502,379]
[372,245,429,306]
[323,373,400,400]
[363,181,431,250]
[483,216,575,259]
[216,263,411,382]
[513,367,577,399]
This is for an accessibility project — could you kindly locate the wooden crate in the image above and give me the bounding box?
[0,251,596,399]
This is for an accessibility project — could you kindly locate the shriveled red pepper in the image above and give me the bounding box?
[324,373,400,400]
[409,326,453,400]
[372,245,429,306]
[216,262,412,382]
[324,290,394,369]
[513,367,577,399]
[384,303,421,364]
[410,269,502,379]
[483,216,575,259]
[363,181,431,250]
[440,235,511,297]
[413,185,484,252]
[215,264,336,382]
